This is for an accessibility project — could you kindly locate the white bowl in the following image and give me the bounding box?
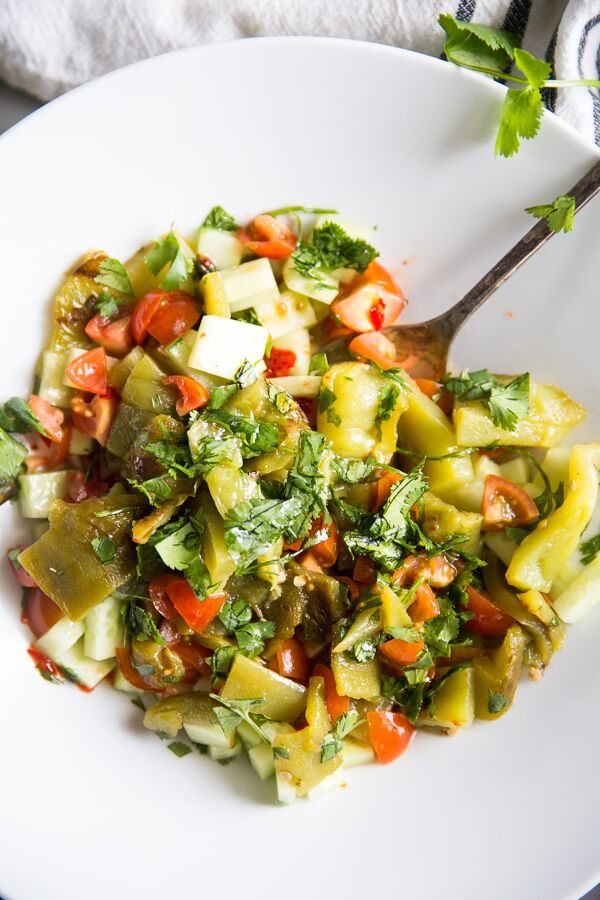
[1,37,599,900]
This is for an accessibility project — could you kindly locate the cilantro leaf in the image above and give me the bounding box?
[309,352,329,377]
[122,600,166,645]
[495,86,543,157]
[350,633,386,662]
[185,554,213,600]
[94,258,134,296]
[488,690,509,714]
[168,741,192,757]
[513,48,551,88]
[94,289,123,318]
[422,600,461,656]
[0,397,49,438]
[312,221,378,273]
[283,430,329,539]
[205,409,279,457]
[235,620,276,657]
[438,14,520,72]
[0,427,27,481]
[218,598,252,632]
[154,519,202,571]
[224,496,303,568]
[320,710,363,763]
[91,535,115,563]
[317,386,341,426]
[525,194,575,233]
[202,206,238,231]
[130,475,176,505]
[581,533,600,566]
[207,645,237,682]
[371,468,428,540]
[145,232,194,290]
[209,694,282,751]
[442,369,530,431]
[331,456,377,484]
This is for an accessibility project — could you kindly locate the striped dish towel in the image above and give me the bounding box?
[0,0,599,145]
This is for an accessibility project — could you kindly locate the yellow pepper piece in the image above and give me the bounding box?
[397,377,474,500]
[506,443,600,592]
[221,653,307,722]
[331,650,381,700]
[454,381,586,448]
[419,666,475,729]
[201,271,231,318]
[377,581,412,629]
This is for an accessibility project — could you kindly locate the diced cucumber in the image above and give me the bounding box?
[473,455,501,481]
[248,743,275,780]
[543,446,571,490]
[69,427,94,455]
[260,721,295,742]
[52,637,115,689]
[218,258,279,313]
[151,330,226,393]
[83,595,123,661]
[183,720,235,749]
[553,556,600,623]
[255,290,317,339]
[498,457,530,485]
[548,555,585,601]
[187,315,269,380]
[197,226,243,270]
[272,328,311,375]
[268,376,321,398]
[38,350,72,408]
[18,471,70,518]
[0,428,27,480]
[113,666,145,694]
[108,346,145,391]
[237,721,263,750]
[209,739,243,762]
[306,766,346,800]
[484,532,518,568]
[282,258,339,305]
[343,738,375,768]
[446,480,484,514]
[275,771,297,806]
[35,617,84,659]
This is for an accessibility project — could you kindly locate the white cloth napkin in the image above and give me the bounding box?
[1,0,599,145]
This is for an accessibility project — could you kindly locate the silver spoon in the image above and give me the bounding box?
[325,158,600,379]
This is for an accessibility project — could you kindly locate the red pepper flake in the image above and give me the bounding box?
[368,298,386,331]
[265,348,296,377]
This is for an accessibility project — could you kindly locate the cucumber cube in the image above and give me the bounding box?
[187,315,269,381]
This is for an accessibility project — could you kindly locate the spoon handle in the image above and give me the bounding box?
[436,157,600,339]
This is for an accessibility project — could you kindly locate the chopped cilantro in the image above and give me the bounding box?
[206,409,279,457]
[224,496,303,568]
[202,206,238,231]
[320,711,363,763]
[283,430,329,539]
[317,386,341,426]
[309,352,329,377]
[93,289,123,318]
[581,533,600,566]
[145,232,194,290]
[441,369,530,431]
[488,690,509,714]
[207,645,237,683]
[331,456,377,484]
[218,598,252,631]
[121,599,165,645]
[168,741,193,757]
[312,221,378,272]
[525,194,575,234]
[235,620,276,657]
[91,535,115,563]
[94,257,133,296]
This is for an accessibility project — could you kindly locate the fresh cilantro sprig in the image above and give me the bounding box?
[202,205,239,231]
[91,535,115,563]
[441,368,530,431]
[224,496,303,569]
[525,194,575,233]
[121,599,166,645]
[438,14,600,157]
[283,430,330,540]
[94,258,134,296]
[145,232,194,290]
[581,533,600,566]
[291,221,378,285]
[209,694,290,759]
[320,710,364,763]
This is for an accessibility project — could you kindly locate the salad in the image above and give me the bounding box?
[2,205,599,804]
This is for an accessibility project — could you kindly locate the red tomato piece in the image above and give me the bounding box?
[355,261,404,297]
[379,637,425,667]
[23,588,63,638]
[170,640,212,679]
[465,585,514,637]
[353,556,377,585]
[313,663,349,722]
[348,331,399,369]
[65,469,109,503]
[71,392,119,446]
[132,293,164,344]
[146,294,199,346]
[7,546,37,587]
[407,583,440,622]
[29,394,64,443]
[148,574,180,621]
[238,214,296,259]
[165,579,225,632]
[65,347,109,395]
[265,348,296,378]
[163,375,209,416]
[310,515,339,567]
[276,638,310,681]
[367,710,416,764]
[482,475,539,530]
[85,313,134,358]
[116,647,161,692]
[332,285,405,334]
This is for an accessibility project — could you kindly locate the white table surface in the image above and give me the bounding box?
[0,74,598,900]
